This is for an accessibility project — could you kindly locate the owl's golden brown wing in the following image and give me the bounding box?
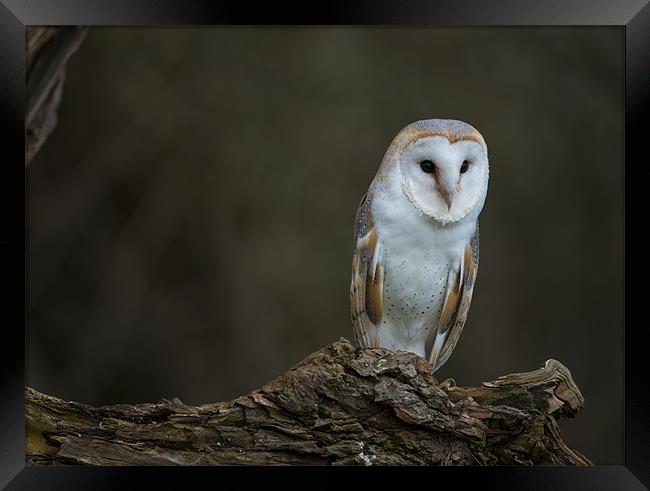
[426,224,479,371]
[350,191,383,349]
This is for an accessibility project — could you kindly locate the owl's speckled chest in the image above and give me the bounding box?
[381,246,451,342]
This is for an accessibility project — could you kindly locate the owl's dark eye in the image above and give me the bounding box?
[420,160,435,173]
[460,160,470,174]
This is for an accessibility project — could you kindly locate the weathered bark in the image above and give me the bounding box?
[26,338,591,466]
[26,26,88,165]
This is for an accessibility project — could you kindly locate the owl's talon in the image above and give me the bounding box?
[440,377,456,390]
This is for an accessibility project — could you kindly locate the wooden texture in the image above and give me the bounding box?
[26,339,591,466]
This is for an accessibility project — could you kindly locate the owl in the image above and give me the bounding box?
[350,119,488,372]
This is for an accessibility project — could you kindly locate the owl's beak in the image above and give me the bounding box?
[438,186,453,211]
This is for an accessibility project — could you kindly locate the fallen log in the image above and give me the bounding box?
[26,338,591,465]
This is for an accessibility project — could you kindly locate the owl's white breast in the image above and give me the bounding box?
[370,169,479,358]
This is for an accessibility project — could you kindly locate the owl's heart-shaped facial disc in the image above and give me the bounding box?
[397,135,488,224]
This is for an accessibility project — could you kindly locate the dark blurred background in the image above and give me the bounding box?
[27,27,623,463]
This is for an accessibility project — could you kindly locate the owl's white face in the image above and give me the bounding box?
[396,136,489,224]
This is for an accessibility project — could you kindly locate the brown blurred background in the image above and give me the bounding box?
[27,27,623,464]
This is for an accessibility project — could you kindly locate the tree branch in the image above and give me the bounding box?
[26,26,88,165]
[26,339,591,465]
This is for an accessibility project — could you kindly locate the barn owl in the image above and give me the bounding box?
[350,119,488,372]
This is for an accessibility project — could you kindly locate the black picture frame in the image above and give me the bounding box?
[1,0,648,489]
